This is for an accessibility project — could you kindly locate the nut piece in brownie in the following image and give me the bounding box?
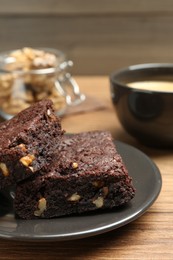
[14,131,135,219]
[0,99,63,189]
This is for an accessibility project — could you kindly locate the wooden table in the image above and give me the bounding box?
[1,76,173,259]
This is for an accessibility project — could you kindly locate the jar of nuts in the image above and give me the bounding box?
[0,47,85,121]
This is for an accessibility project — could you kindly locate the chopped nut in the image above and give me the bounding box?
[93,196,104,208]
[47,109,51,116]
[67,192,81,202]
[92,180,104,188]
[18,143,27,152]
[46,108,56,120]
[23,47,35,60]
[72,162,78,169]
[19,154,35,167]
[29,166,34,172]
[34,197,47,217]
[0,163,9,177]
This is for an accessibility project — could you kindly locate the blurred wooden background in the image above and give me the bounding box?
[0,0,173,75]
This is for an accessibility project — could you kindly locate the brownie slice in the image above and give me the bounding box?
[14,131,135,219]
[0,99,63,189]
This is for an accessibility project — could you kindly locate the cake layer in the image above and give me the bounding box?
[14,131,135,219]
[0,99,63,189]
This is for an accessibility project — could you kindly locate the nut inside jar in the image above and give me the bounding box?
[0,47,84,119]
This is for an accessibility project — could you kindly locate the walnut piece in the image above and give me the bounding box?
[34,197,47,217]
[46,109,57,120]
[19,154,35,167]
[93,196,104,208]
[47,109,51,116]
[18,143,27,152]
[0,163,9,177]
[72,162,78,169]
[29,166,34,172]
[67,192,81,202]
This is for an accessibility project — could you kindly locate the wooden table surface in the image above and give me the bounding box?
[0,76,173,259]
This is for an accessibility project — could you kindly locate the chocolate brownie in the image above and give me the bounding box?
[14,131,135,219]
[0,99,63,189]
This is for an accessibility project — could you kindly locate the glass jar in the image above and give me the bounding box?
[0,47,85,121]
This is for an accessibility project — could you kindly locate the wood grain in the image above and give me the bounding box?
[0,76,173,259]
[1,0,173,14]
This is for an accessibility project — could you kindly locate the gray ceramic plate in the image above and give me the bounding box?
[0,141,162,241]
